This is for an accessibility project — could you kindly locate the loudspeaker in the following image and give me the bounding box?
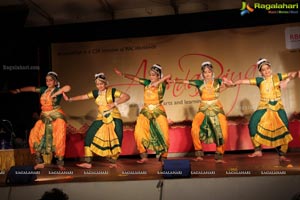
[162,159,191,178]
[6,165,38,185]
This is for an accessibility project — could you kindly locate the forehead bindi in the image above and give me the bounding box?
[203,68,212,73]
[261,64,271,71]
[96,80,105,85]
[149,71,158,76]
[46,76,55,81]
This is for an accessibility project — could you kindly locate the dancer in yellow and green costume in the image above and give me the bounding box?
[115,64,171,164]
[11,71,71,170]
[63,73,130,168]
[173,61,234,163]
[234,58,298,162]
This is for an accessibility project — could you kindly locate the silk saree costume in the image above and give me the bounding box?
[189,79,228,160]
[29,86,66,166]
[134,78,169,158]
[248,73,293,155]
[83,88,123,163]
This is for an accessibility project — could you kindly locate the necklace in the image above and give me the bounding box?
[42,88,55,104]
[264,76,273,93]
[204,79,214,94]
[96,89,106,106]
[98,89,106,96]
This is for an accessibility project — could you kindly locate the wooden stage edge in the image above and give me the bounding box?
[1,150,300,187]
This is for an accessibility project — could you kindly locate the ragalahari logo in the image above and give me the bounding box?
[240,1,298,15]
[240,1,254,16]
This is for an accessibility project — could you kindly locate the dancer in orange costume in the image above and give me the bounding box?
[11,71,71,170]
[115,64,171,164]
[172,61,234,163]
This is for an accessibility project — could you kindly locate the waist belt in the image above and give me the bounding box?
[145,104,159,111]
[201,99,217,105]
[261,98,280,102]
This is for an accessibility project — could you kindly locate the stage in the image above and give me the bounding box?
[1,151,300,200]
[0,119,300,200]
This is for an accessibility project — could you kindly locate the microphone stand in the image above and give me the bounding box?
[1,119,16,149]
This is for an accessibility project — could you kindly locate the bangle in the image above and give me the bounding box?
[16,89,21,93]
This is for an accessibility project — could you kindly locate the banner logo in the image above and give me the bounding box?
[240,1,254,16]
[240,1,298,15]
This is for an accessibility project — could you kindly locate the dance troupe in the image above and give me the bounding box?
[10,58,300,170]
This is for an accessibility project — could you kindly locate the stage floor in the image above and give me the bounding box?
[1,150,300,187]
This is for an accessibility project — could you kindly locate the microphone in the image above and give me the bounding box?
[2,119,12,126]
[1,119,15,142]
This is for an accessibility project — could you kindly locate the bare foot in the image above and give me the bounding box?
[279,156,291,162]
[248,151,262,157]
[76,163,92,169]
[192,157,203,162]
[34,163,45,170]
[137,158,148,164]
[159,155,167,162]
[215,159,226,164]
[109,163,117,168]
[57,165,66,171]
